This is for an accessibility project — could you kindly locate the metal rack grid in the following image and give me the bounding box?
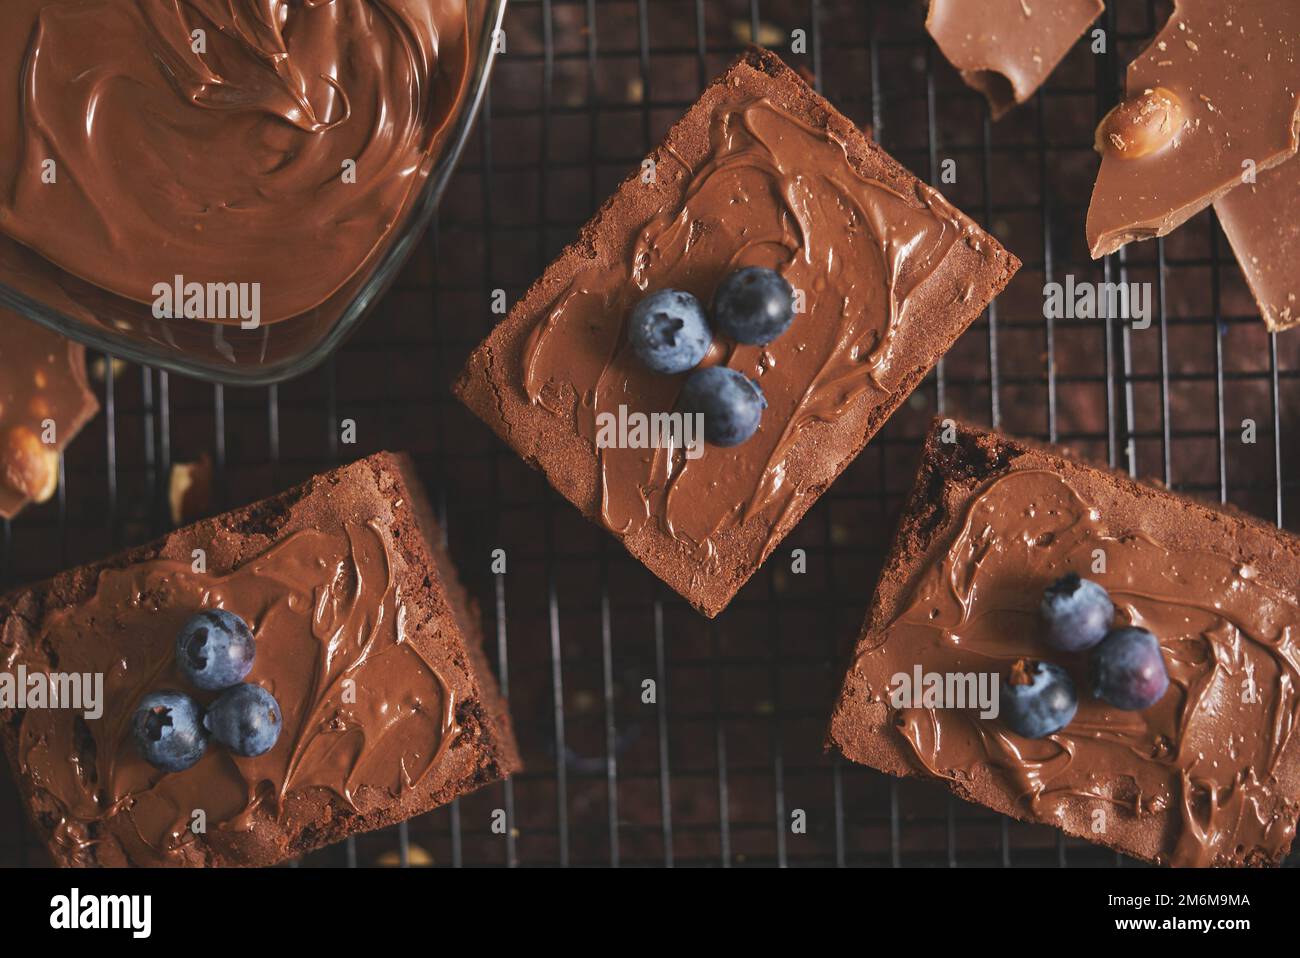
[3,0,1299,867]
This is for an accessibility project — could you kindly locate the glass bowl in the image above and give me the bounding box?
[0,0,506,386]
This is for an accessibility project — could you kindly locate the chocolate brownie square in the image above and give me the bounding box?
[0,452,520,867]
[828,420,1300,867]
[454,48,1019,618]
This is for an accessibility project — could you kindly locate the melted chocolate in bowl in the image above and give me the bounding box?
[0,0,492,382]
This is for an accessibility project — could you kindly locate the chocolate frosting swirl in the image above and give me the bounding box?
[0,0,470,326]
[862,467,1300,866]
[12,520,457,864]
[521,96,990,566]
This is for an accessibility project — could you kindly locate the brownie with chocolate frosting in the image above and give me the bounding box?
[455,48,1019,618]
[0,452,520,867]
[828,421,1300,867]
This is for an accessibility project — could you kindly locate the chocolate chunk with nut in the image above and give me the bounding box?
[1087,0,1300,258]
[0,311,100,518]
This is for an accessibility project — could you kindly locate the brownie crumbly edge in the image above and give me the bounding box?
[390,454,521,784]
[826,420,1300,866]
[0,452,519,867]
[454,46,1021,618]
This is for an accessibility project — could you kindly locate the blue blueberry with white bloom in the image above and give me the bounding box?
[713,267,795,345]
[679,366,767,447]
[1000,660,1078,739]
[628,289,713,374]
[131,690,208,773]
[176,609,256,691]
[1089,627,1169,710]
[1040,573,1114,653]
[205,683,282,758]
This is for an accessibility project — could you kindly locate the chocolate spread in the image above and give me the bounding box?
[0,0,471,328]
[520,95,995,570]
[860,467,1300,867]
[11,521,458,865]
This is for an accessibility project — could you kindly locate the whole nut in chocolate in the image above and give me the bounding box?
[1,425,58,503]
[0,311,99,518]
[1094,87,1186,160]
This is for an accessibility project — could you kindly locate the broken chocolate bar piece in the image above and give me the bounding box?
[1215,159,1300,331]
[927,0,1103,120]
[1087,0,1300,258]
[0,311,99,518]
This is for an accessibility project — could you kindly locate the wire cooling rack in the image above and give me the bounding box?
[4,0,1299,868]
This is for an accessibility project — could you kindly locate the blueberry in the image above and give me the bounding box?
[1089,627,1169,710]
[1040,573,1114,653]
[205,683,283,758]
[678,366,766,447]
[176,609,256,691]
[713,267,795,345]
[628,289,712,374]
[131,690,208,773]
[1000,660,1078,739]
